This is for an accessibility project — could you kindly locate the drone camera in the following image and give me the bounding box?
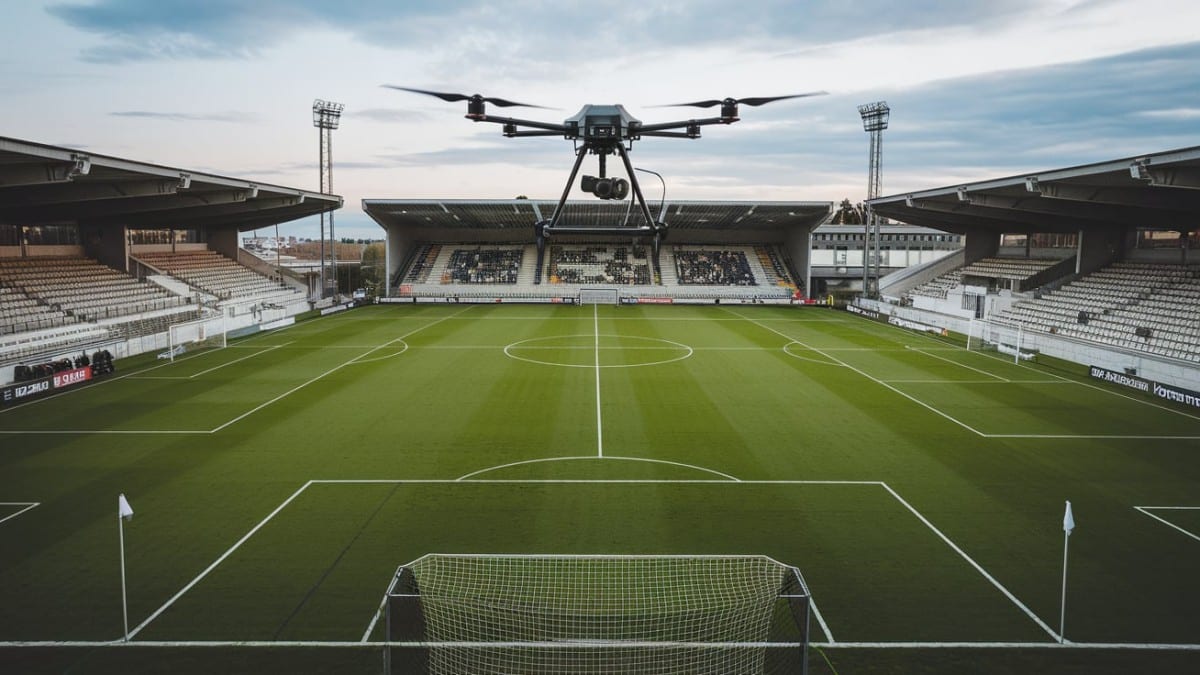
[581,175,629,200]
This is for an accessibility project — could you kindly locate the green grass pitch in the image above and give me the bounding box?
[1,303,1198,673]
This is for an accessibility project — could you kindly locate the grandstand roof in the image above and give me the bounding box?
[869,145,1200,234]
[0,136,341,230]
[363,199,832,232]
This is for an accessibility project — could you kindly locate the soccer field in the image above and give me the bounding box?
[1,303,1198,673]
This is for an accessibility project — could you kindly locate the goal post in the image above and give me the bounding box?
[162,314,227,361]
[382,554,812,675]
[967,319,1034,364]
[579,287,619,305]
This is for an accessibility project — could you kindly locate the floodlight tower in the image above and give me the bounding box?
[313,99,344,298]
[858,101,889,298]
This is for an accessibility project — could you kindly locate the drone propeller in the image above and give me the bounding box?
[654,92,828,109]
[382,85,553,110]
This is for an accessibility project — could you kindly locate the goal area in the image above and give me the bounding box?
[382,554,813,674]
[966,319,1036,364]
[162,315,227,362]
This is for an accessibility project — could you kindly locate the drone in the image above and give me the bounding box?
[386,85,826,254]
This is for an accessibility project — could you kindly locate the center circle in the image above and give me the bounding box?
[504,334,693,368]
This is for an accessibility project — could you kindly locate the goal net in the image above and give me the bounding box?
[579,287,619,305]
[383,554,812,675]
[163,314,227,362]
[966,319,1035,364]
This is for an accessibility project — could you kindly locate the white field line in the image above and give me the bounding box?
[455,456,742,482]
[810,598,835,644]
[814,641,1200,650]
[125,376,190,381]
[877,482,1059,641]
[906,346,1009,382]
[0,306,432,425]
[593,303,603,459]
[1134,506,1200,543]
[405,315,846,322]
[0,501,39,525]
[315,479,879,485]
[837,313,1200,437]
[0,430,210,435]
[46,477,1093,647]
[727,309,988,437]
[243,344,757,351]
[988,434,1200,440]
[882,380,1069,385]
[1,640,1199,650]
[857,313,1200,425]
[360,590,389,642]
[188,343,290,379]
[126,481,316,640]
[208,307,473,434]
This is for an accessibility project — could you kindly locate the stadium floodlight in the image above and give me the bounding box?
[313,99,344,298]
[312,99,344,129]
[858,101,889,298]
[382,554,813,674]
[857,101,890,132]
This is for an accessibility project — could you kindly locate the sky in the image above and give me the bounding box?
[2,0,1199,241]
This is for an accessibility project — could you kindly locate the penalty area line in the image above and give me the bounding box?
[1134,506,1200,543]
[0,501,39,525]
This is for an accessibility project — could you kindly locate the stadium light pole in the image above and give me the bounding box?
[313,99,344,299]
[858,101,889,299]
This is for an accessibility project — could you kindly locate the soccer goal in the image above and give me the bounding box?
[382,554,813,674]
[162,314,227,362]
[966,319,1035,364]
[579,287,619,305]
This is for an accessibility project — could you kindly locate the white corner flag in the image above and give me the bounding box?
[118,493,134,521]
[1063,500,1074,535]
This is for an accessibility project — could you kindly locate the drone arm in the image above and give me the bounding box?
[506,130,566,137]
[469,114,568,134]
[635,116,732,133]
[639,131,699,139]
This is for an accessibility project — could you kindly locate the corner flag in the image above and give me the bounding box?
[1063,500,1074,535]
[118,494,134,521]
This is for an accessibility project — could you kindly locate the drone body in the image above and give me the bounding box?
[385,86,825,254]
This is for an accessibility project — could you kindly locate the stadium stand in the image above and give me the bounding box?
[995,262,1200,362]
[905,257,1064,301]
[754,245,800,291]
[673,248,757,286]
[400,243,441,285]
[0,256,187,323]
[442,246,523,284]
[547,245,652,285]
[136,250,305,305]
[387,241,804,302]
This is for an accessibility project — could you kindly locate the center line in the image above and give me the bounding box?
[594,303,603,458]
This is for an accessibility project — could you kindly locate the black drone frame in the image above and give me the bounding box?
[386,87,825,258]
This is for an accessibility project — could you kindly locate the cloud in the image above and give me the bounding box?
[48,0,1042,65]
[109,110,259,123]
[350,108,431,123]
[1133,108,1200,120]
